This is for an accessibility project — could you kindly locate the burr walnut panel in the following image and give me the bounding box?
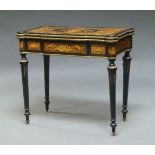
[108,37,132,57]
[44,42,86,54]
[19,40,24,50]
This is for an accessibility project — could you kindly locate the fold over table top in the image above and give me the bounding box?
[17,26,135,43]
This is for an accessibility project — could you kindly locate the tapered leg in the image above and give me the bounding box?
[122,51,132,121]
[107,59,117,135]
[43,55,50,112]
[20,54,30,124]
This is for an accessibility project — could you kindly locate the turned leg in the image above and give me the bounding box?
[43,55,50,112]
[107,58,117,135]
[20,54,30,124]
[122,51,132,121]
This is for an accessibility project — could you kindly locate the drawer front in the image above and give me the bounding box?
[44,42,86,55]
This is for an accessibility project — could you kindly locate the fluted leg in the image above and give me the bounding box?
[107,59,117,135]
[20,54,30,124]
[122,51,132,121]
[43,55,50,112]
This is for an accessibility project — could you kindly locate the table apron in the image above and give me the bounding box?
[18,36,132,58]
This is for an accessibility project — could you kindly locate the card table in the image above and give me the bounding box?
[17,26,135,135]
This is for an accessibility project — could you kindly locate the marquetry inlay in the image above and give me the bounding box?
[44,42,86,54]
[91,44,106,55]
[26,26,127,36]
[27,41,40,51]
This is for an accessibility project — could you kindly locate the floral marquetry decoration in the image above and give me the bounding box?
[27,41,40,51]
[44,42,86,54]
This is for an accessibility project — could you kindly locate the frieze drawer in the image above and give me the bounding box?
[44,42,86,55]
